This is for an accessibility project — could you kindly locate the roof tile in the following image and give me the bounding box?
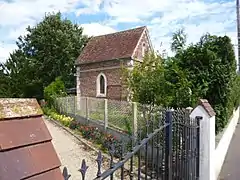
[0,98,62,180]
[76,26,146,64]
[199,99,216,117]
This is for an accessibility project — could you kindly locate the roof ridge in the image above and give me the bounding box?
[91,26,146,38]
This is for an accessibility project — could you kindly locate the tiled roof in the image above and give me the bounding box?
[0,98,63,180]
[76,26,146,65]
[199,99,216,117]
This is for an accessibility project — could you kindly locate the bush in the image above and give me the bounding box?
[77,125,123,157]
[43,107,126,157]
[43,107,73,127]
[69,120,78,130]
[44,77,67,107]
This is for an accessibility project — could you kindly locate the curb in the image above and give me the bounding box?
[44,116,112,161]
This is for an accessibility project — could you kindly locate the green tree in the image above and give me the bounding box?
[3,12,88,99]
[174,32,238,133]
[171,28,187,53]
[0,63,10,97]
[126,53,167,106]
[125,52,192,108]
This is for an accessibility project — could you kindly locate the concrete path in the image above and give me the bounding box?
[44,119,101,180]
[218,121,240,180]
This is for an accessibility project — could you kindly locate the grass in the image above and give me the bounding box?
[89,110,132,133]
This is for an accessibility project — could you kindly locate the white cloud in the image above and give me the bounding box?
[98,0,237,58]
[81,23,116,36]
[0,43,17,63]
[0,0,238,63]
[0,0,79,26]
[0,0,82,62]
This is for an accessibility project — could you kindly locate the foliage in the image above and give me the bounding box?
[75,123,123,156]
[44,77,67,107]
[89,110,132,133]
[171,28,187,53]
[0,64,11,97]
[230,75,240,109]
[2,12,88,99]
[43,107,73,127]
[125,53,168,106]
[126,29,239,133]
[44,106,125,157]
[125,52,192,108]
[175,33,238,133]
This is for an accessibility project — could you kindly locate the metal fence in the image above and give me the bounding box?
[62,108,201,180]
[54,96,143,133]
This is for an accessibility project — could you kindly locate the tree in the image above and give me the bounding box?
[125,52,192,108]
[0,63,10,97]
[3,12,88,99]
[126,53,167,106]
[127,29,239,133]
[173,32,238,133]
[171,28,187,53]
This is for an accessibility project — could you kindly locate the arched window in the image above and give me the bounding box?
[100,75,105,94]
[96,73,107,97]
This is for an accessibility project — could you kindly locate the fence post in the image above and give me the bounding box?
[86,97,89,123]
[165,109,173,180]
[65,97,67,114]
[196,116,202,179]
[190,99,216,180]
[104,99,108,130]
[73,96,76,117]
[132,102,138,138]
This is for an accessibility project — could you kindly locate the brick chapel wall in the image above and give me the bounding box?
[77,30,152,101]
[132,30,151,60]
[78,60,130,101]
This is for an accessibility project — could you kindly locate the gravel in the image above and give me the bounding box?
[44,119,102,180]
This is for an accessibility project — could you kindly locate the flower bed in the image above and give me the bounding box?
[43,107,123,156]
[43,107,73,126]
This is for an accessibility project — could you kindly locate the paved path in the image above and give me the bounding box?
[218,121,240,180]
[44,119,101,180]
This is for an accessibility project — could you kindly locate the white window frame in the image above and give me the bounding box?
[96,73,107,97]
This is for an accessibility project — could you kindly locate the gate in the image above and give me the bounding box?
[62,108,201,180]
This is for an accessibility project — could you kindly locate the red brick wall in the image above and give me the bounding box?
[80,60,121,71]
[79,60,129,100]
[132,31,151,60]
[107,85,122,100]
[78,30,151,101]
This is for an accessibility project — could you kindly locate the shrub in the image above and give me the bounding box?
[44,107,126,157]
[77,125,123,156]
[43,107,73,127]
[69,120,78,130]
[44,77,67,107]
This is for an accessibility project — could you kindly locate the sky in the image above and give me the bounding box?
[0,0,238,63]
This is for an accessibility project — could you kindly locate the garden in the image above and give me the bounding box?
[42,107,124,156]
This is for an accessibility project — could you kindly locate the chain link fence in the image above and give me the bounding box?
[53,96,165,134]
[87,97,105,122]
[107,99,132,132]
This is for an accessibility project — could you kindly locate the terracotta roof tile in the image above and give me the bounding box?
[76,26,146,65]
[0,98,62,180]
[199,99,216,117]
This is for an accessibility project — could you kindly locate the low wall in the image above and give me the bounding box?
[215,107,240,179]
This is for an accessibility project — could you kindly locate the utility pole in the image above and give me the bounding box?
[237,0,240,72]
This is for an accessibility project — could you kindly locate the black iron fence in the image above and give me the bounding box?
[62,108,201,180]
